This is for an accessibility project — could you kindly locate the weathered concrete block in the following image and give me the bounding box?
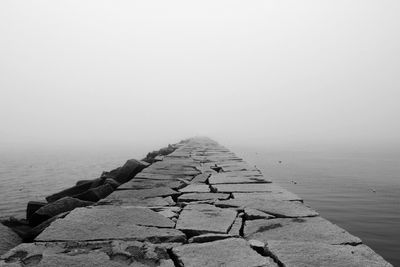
[172,238,277,267]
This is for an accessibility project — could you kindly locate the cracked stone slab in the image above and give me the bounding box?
[151,207,182,219]
[209,172,272,184]
[216,198,318,218]
[212,183,298,193]
[178,193,230,202]
[244,217,362,245]
[0,240,179,267]
[179,184,210,193]
[118,178,185,190]
[172,238,278,267]
[265,241,393,267]
[175,204,237,235]
[105,187,179,201]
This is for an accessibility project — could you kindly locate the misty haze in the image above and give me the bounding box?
[0,1,399,266]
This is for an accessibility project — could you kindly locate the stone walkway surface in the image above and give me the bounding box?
[0,137,393,266]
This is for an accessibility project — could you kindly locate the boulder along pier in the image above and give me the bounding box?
[0,137,393,266]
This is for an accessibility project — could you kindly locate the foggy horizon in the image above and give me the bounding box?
[1,1,400,152]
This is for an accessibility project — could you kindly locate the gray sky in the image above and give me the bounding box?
[1,1,399,151]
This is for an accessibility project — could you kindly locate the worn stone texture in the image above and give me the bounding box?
[216,198,318,218]
[244,208,275,220]
[172,238,278,267]
[175,204,237,235]
[118,178,185,190]
[244,217,362,245]
[99,196,174,207]
[266,241,393,267]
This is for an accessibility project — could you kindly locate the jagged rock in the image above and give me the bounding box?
[179,184,210,193]
[265,241,393,267]
[46,178,104,203]
[216,198,318,218]
[135,172,194,181]
[0,223,22,256]
[29,197,93,226]
[72,184,115,202]
[26,201,46,221]
[175,204,237,235]
[178,193,230,202]
[244,217,362,245]
[103,159,146,184]
[172,238,277,267]
[103,178,120,189]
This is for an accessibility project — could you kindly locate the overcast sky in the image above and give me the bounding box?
[1,1,399,151]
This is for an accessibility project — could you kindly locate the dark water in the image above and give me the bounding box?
[0,145,399,265]
[233,146,400,266]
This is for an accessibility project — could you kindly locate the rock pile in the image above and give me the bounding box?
[0,137,393,266]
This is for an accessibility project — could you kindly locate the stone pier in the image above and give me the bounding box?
[0,137,392,266]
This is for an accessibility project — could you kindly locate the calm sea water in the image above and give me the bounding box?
[0,145,399,265]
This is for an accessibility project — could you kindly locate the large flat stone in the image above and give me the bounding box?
[266,241,393,267]
[106,187,179,200]
[244,217,362,245]
[1,240,178,266]
[209,172,272,184]
[36,220,185,243]
[212,183,296,193]
[99,196,174,207]
[118,178,185,190]
[172,238,277,267]
[216,198,318,218]
[175,204,237,235]
[47,206,175,228]
[178,193,230,202]
[179,184,210,193]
